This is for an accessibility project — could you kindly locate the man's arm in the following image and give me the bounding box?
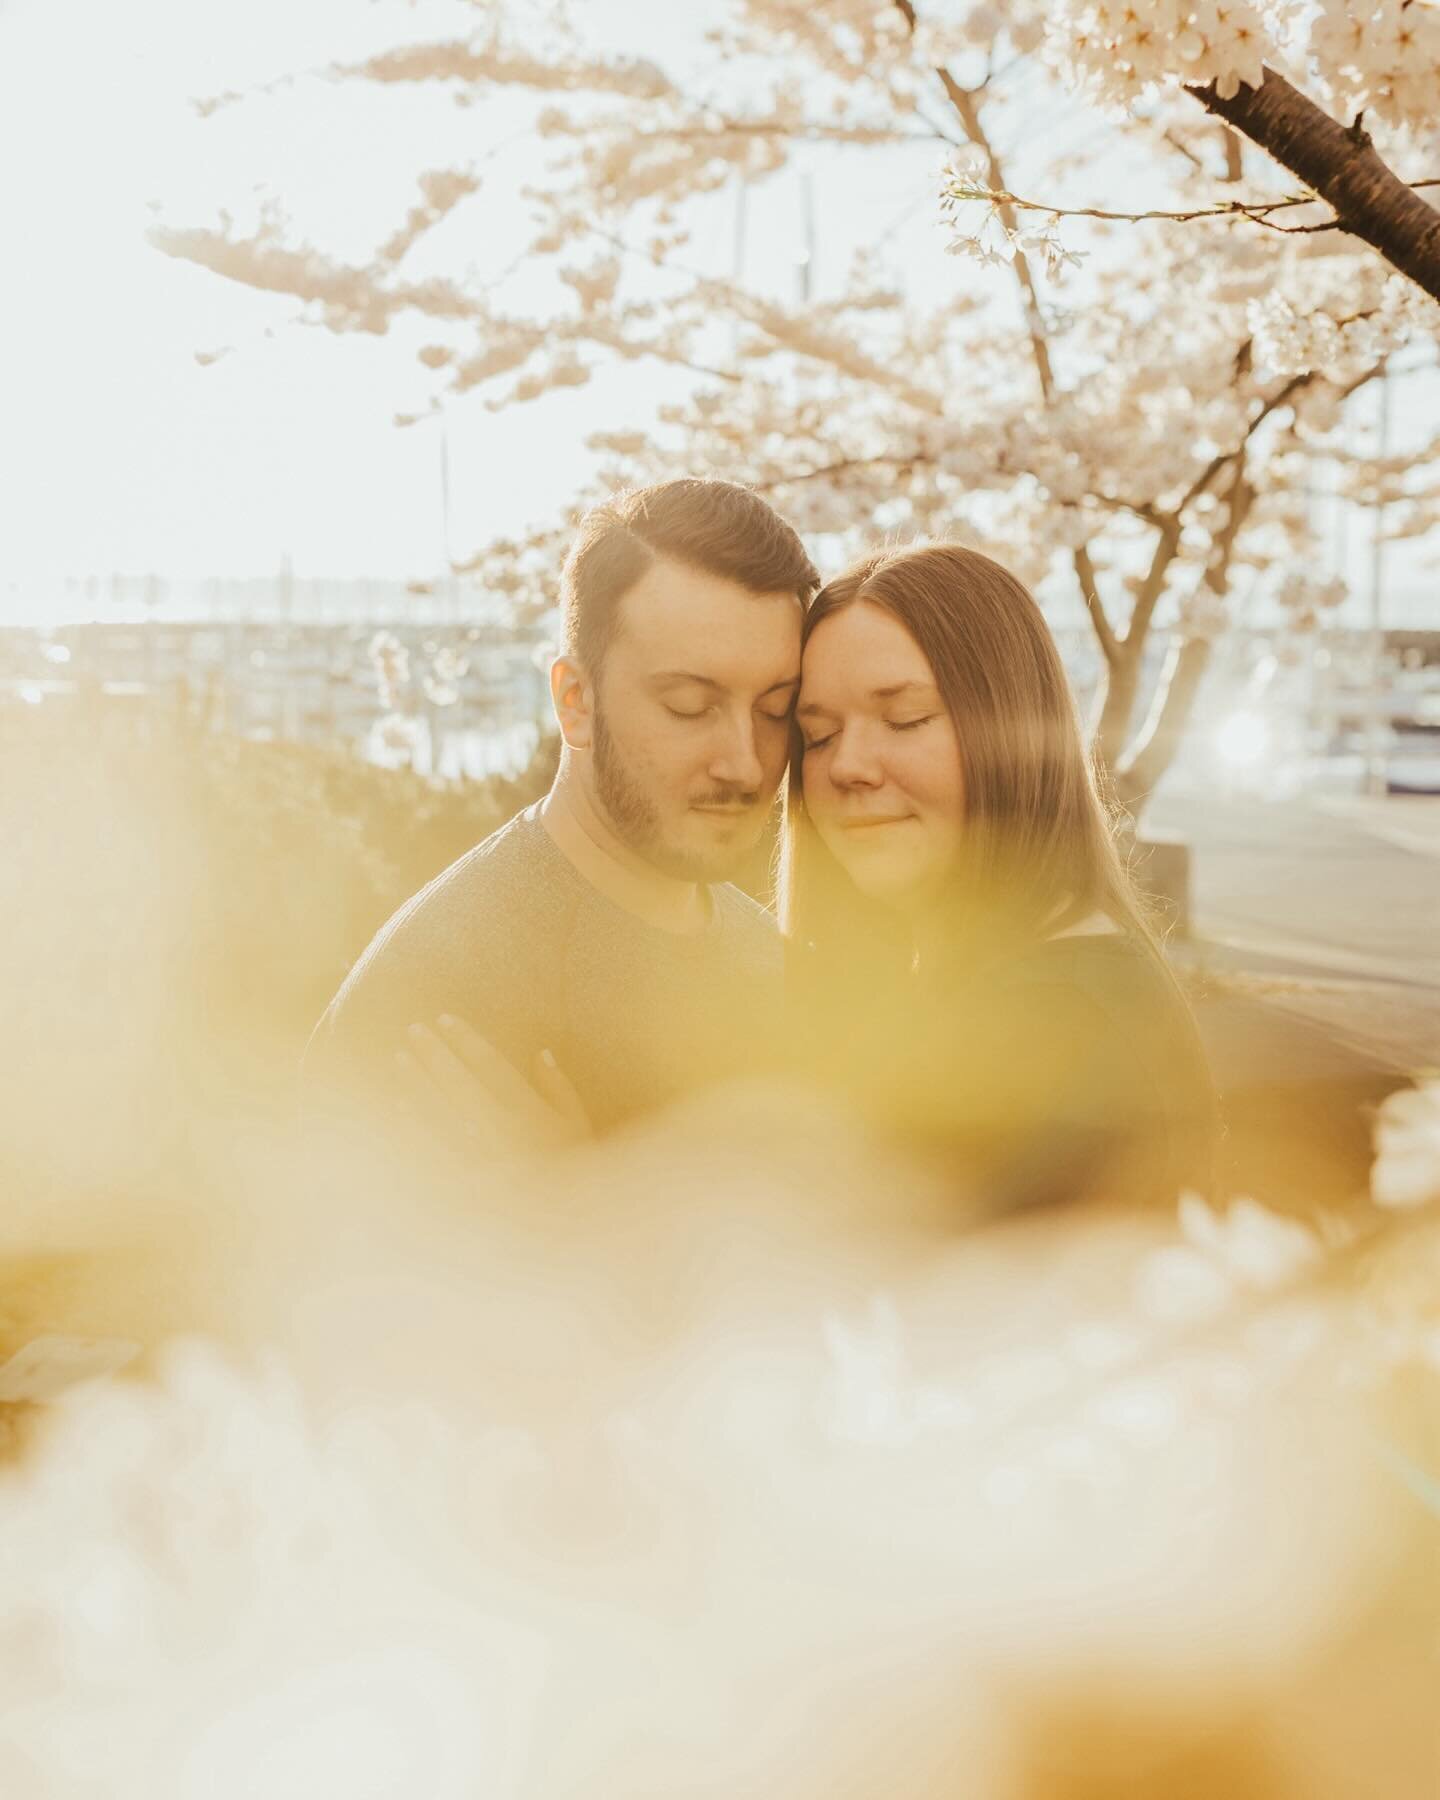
[396,1015,590,1152]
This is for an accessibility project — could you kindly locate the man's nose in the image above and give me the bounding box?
[708,711,765,792]
[826,723,883,788]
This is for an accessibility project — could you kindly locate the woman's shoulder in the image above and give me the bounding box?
[980,928,1202,1077]
[992,926,1162,1000]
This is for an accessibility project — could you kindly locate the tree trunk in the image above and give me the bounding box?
[1114,634,1215,815]
[1191,67,1440,302]
[1089,514,1184,777]
[1092,644,1143,776]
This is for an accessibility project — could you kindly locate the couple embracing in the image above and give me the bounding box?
[308,479,1215,1215]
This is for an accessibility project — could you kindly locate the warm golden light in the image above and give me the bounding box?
[3,3,1438,1793]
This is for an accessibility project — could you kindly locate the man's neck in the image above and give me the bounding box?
[540,773,710,935]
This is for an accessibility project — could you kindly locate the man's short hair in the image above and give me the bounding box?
[560,479,819,675]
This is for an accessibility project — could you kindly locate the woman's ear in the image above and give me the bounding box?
[549,655,594,750]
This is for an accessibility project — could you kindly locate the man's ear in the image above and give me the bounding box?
[550,654,595,750]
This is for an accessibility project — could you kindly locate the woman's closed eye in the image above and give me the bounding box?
[803,713,937,751]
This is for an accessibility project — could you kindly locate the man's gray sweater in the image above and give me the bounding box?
[306,803,782,1131]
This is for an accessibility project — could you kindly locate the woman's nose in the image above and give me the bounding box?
[826,723,883,788]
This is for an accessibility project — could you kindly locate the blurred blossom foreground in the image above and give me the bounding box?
[1,1073,1438,1800]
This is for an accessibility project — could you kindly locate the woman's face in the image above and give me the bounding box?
[798,601,966,911]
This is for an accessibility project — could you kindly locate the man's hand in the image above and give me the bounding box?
[395,1014,590,1156]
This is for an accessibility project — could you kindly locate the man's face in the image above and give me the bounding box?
[586,556,802,881]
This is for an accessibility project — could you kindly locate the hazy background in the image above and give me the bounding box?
[2,0,1434,624]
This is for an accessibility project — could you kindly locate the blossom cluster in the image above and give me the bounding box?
[1248,268,1437,381]
[367,629,410,711]
[1273,568,1348,632]
[1043,0,1440,135]
[1308,0,1440,133]
[1045,0,1275,106]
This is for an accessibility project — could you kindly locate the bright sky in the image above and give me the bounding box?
[0,0,825,600]
[0,0,1434,625]
[0,0,575,590]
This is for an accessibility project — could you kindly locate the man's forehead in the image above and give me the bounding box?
[614,565,802,671]
[623,557,801,615]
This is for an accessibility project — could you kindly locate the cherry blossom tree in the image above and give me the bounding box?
[1044,0,1440,301]
[153,1,1440,814]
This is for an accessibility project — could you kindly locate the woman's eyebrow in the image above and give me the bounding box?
[798,682,935,715]
[869,681,936,700]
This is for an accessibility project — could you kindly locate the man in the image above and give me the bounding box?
[306,479,818,1135]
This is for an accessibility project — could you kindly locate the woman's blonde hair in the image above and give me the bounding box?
[780,543,1159,976]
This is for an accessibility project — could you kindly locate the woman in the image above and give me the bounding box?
[783,543,1216,1214]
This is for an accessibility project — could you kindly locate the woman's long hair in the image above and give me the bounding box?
[779,543,1218,1209]
[779,543,1162,986]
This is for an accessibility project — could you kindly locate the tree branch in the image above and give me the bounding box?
[1072,543,1118,662]
[892,0,1054,402]
[1221,125,1244,185]
[937,82,1056,403]
[1163,128,1208,174]
[1106,351,1388,788]
[1202,463,1256,597]
[1122,516,1184,651]
[1178,366,1315,511]
[1113,636,1214,814]
[754,454,914,490]
[1115,462,1255,809]
[944,177,1440,235]
[549,119,941,147]
[1192,67,1440,301]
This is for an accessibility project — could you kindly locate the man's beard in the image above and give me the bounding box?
[592,704,757,883]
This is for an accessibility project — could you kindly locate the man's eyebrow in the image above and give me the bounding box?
[650,671,721,688]
[651,672,801,698]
